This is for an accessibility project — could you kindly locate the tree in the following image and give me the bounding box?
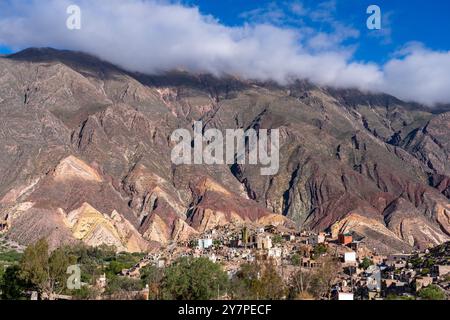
[106,275,143,295]
[64,243,115,285]
[418,285,446,300]
[257,260,286,299]
[291,254,301,266]
[230,262,260,299]
[49,247,74,293]
[19,239,49,295]
[0,265,28,300]
[312,243,327,259]
[309,257,340,299]
[290,268,314,299]
[71,286,101,300]
[231,259,285,300]
[359,257,373,270]
[421,268,431,276]
[213,240,221,249]
[20,239,75,299]
[105,252,143,278]
[272,235,283,245]
[161,257,228,300]
[140,265,164,300]
[241,227,249,248]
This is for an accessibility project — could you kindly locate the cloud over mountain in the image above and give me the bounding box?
[1,0,449,105]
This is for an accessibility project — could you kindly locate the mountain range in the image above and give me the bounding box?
[0,47,448,254]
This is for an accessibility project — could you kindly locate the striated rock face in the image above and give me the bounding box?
[0,48,449,253]
[53,156,102,183]
[330,213,413,254]
[62,203,148,252]
[401,112,450,176]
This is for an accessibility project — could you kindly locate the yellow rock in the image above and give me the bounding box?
[65,202,149,252]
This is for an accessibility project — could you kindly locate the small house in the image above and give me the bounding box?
[337,292,354,300]
[198,238,213,249]
[338,233,353,245]
[343,251,357,264]
[257,234,272,250]
[308,232,326,246]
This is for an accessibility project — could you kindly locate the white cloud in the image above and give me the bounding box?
[381,45,450,105]
[0,0,449,106]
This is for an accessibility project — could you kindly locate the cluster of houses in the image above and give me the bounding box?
[120,224,449,300]
[333,246,450,300]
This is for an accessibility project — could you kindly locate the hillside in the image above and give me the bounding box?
[0,48,448,253]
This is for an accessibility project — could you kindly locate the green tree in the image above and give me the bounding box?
[242,227,249,247]
[421,268,431,276]
[213,240,221,248]
[291,254,301,266]
[0,250,23,264]
[359,257,373,270]
[63,243,115,285]
[140,265,164,300]
[19,239,50,295]
[408,255,423,269]
[0,265,28,300]
[20,239,75,299]
[72,286,101,300]
[104,252,143,278]
[418,285,446,300]
[162,257,228,300]
[106,275,143,295]
[312,243,327,259]
[272,235,283,245]
[49,247,74,293]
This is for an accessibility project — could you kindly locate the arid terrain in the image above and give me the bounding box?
[0,48,449,254]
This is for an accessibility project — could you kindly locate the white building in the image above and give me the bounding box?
[268,247,282,258]
[157,259,166,268]
[338,292,354,300]
[344,252,357,263]
[198,238,213,249]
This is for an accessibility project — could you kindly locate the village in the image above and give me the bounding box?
[120,223,450,300]
[1,221,449,301]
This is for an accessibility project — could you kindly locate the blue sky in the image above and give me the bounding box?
[184,0,450,64]
[1,0,449,63]
[0,0,450,105]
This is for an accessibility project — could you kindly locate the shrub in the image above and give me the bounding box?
[106,276,143,295]
[418,284,446,300]
[291,254,301,266]
[359,257,373,270]
[161,257,228,300]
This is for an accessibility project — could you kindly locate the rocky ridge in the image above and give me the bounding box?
[0,48,448,253]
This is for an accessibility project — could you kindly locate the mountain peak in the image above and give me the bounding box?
[8,47,124,77]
